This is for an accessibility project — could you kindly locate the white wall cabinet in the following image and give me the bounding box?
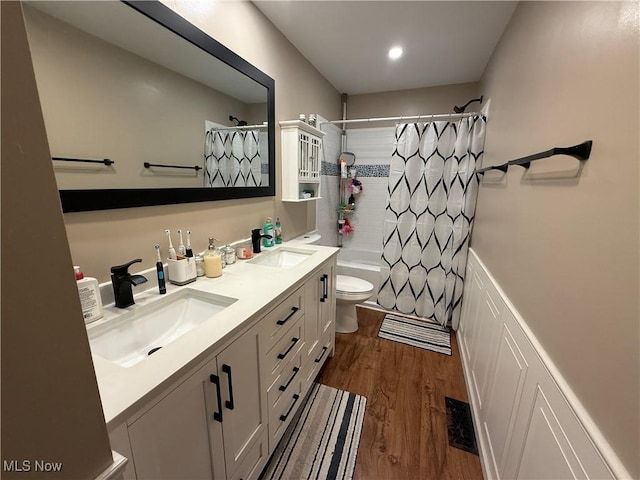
[110,256,337,480]
[280,120,325,202]
[458,250,617,480]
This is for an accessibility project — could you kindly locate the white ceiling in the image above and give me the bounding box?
[253,1,518,95]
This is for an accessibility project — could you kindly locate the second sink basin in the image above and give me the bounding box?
[248,246,315,268]
[88,289,237,368]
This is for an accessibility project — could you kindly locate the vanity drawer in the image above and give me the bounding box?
[262,286,305,349]
[267,352,302,414]
[265,322,303,385]
[268,381,303,452]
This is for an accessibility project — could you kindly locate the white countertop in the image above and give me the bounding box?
[87,242,339,429]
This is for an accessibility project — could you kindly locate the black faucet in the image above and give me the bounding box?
[251,228,272,254]
[110,259,148,308]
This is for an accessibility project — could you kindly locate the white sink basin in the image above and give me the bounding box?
[88,289,236,368]
[248,247,315,268]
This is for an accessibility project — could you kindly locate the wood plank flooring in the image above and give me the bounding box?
[316,307,483,480]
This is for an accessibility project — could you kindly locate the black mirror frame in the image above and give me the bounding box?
[59,0,276,213]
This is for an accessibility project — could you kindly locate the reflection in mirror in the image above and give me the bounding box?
[22,0,275,211]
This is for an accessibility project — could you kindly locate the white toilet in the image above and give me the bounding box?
[335,274,375,333]
[292,232,375,333]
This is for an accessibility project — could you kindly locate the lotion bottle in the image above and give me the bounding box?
[74,266,104,324]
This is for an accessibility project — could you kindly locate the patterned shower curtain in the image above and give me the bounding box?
[377,115,486,328]
[204,129,262,187]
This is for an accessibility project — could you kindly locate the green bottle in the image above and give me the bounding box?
[275,217,282,244]
[263,217,275,247]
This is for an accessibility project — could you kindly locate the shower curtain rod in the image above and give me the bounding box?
[320,111,479,125]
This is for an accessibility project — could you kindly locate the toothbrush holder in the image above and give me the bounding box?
[167,257,197,285]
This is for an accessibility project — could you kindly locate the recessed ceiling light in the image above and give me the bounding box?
[388,47,403,60]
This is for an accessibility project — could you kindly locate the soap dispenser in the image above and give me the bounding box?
[263,217,275,248]
[204,237,223,278]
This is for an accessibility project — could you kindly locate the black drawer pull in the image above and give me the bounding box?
[209,374,223,422]
[276,306,299,326]
[277,337,299,360]
[314,345,329,363]
[279,394,300,422]
[222,364,235,410]
[279,367,300,392]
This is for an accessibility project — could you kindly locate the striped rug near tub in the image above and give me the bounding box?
[260,383,367,480]
[378,313,452,355]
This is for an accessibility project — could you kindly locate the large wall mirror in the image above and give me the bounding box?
[23,0,276,212]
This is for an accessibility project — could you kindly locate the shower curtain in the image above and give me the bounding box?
[377,115,486,329]
[204,129,262,187]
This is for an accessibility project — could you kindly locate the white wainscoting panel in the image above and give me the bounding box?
[459,249,623,480]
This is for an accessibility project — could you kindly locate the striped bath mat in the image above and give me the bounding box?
[378,313,451,355]
[260,383,367,480]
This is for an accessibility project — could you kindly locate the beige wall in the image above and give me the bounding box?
[346,82,480,123]
[473,2,639,476]
[1,2,114,477]
[58,1,341,282]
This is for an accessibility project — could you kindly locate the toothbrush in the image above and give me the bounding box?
[185,230,193,257]
[155,244,167,294]
[165,229,177,260]
[177,229,186,256]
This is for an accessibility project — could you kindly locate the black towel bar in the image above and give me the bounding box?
[52,156,114,166]
[476,140,592,175]
[143,162,202,172]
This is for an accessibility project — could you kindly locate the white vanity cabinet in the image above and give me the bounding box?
[124,322,266,480]
[280,120,325,202]
[107,254,338,480]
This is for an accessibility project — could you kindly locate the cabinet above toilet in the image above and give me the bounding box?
[280,120,326,202]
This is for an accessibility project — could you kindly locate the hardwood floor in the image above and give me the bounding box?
[316,307,483,480]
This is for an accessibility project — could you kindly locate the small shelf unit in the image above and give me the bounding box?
[280,120,325,202]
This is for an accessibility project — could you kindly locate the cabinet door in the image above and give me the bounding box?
[303,269,322,365]
[320,259,336,337]
[303,259,336,366]
[216,323,265,477]
[127,358,225,480]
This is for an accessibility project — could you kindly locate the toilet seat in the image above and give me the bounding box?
[336,275,374,296]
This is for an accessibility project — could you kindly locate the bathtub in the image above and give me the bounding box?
[336,248,382,295]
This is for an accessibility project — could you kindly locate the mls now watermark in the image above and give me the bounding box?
[3,459,63,473]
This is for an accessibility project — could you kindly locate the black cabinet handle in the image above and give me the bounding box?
[209,374,223,422]
[222,364,235,410]
[320,275,325,303]
[314,345,329,363]
[322,274,329,301]
[279,394,300,422]
[276,306,299,326]
[279,367,300,392]
[277,337,299,360]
